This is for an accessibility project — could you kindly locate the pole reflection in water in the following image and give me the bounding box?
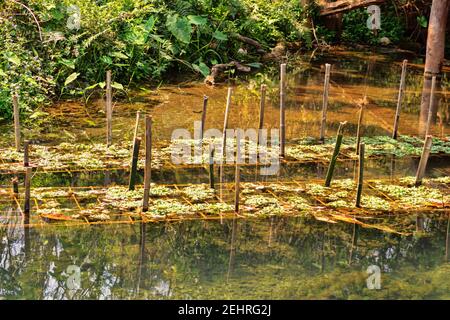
[446,213,449,262]
[348,223,359,266]
[136,223,147,297]
[227,218,238,283]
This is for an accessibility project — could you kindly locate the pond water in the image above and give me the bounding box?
[0,215,448,299]
[0,47,449,300]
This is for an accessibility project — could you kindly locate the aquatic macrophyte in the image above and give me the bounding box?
[361,196,391,211]
[146,199,191,216]
[191,202,234,214]
[244,195,279,208]
[182,184,215,202]
[286,196,311,211]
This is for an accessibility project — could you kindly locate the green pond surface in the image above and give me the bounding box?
[0,215,449,300]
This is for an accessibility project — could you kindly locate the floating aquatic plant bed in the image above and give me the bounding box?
[0,177,448,233]
[0,135,448,174]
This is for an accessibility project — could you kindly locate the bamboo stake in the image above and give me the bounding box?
[106,70,113,147]
[425,76,437,138]
[355,106,364,155]
[12,177,19,197]
[324,121,346,187]
[280,64,287,157]
[257,84,267,146]
[234,163,240,213]
[209,145,215,189]
[24,167,32,216]
[221,88,233,158]
[415,135,433,186]
[319,63,331,143]
[355,143,365,208]
[133,111,140,142]
[201,95,208,141]
[392,59,408,139]
[12,94,20,151]
[128,137,141,191]
[23,140,30,167]
[142,116,152,212]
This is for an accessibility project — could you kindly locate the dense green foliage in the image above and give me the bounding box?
[0,0,313,119]
[341,4,405,45]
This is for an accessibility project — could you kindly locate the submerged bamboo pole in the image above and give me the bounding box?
[12,177,19,197]
[142,116,152,212]
[446,213,449,262]
[280,64,287,157]
[425,76,437,138]
[234,163,240,213]
[355,143,365,208]
[23,140,30,167]
[392,59,408,139]
[106,70,113,147]
[24,167,32,216]
[12,93,20,151]
[355,105,364,156]
[324,121,346,187]
[201,95,208,141]
[415,135,433,186]
[320,63,331,143]
[209,145,215,189]
[128,137,141,191]
[257,84,267,146]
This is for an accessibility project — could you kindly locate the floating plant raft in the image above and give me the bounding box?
[0,177,448,232]
[0,135,448,173]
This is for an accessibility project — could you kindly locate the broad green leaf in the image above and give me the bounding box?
[144,16,156,32]
[60,58,76,69]
[246,62,262,68]
[192,62,210,77]
[213,30,228,41]
[64,72,79,86]
[110,52,129,60]
[111,82,124,90]
[100,55,113,65]
[7,55,21,66]
[187,15,207,26]
[98,82,106,89]
[84,83,99,91]
[417,16,428,28]
[30,111,49,119]
[166,14,192,44]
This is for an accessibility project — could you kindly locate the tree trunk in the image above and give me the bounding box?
[419,0,450,135]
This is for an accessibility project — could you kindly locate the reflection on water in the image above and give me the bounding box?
[0,215,449,300]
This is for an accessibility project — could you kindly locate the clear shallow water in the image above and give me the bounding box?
[0,215,448,300]
[0,47,448,146]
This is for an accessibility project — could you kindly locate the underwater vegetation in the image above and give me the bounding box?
[1,135,449,172]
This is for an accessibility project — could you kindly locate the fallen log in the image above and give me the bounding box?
[319,0,385,16]
[204,61,251,85]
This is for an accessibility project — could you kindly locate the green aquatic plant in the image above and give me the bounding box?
[191,202,234,214]
[327,200,349,208]
[149,184,177,197]
[244,195,279,208]
[361,196,391,211]
[373,182,447,208]
[146,199,191,216]
[286,196,311,211]
[182,184,215,202]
